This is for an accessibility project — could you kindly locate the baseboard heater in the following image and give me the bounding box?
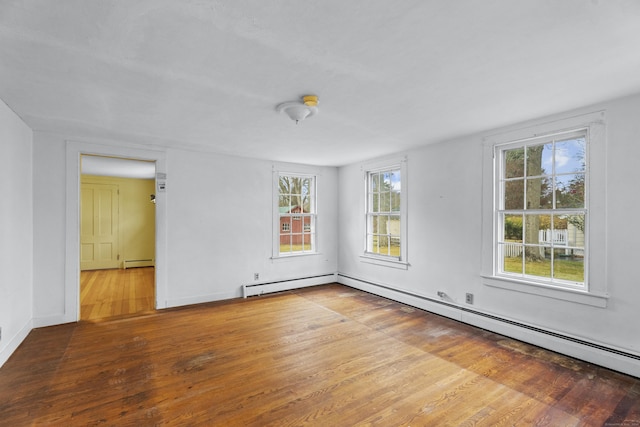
[242,273,337,298]
[123,259,154,269]
[337,273,640,377]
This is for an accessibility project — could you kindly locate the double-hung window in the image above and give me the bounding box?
[362,157,408,268]
[496,130,587,289]
[366,168,402,258]
[277,173,316,256]
[483,111,607,306]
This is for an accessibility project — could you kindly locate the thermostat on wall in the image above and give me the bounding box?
[157,173,167,192]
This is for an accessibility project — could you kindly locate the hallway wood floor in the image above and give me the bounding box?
[80,267,155,321]
[1,284,638,426]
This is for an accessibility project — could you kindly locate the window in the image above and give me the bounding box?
[277,173,316,256]
[365,167,402,259]
[482,112,607,306]
[496,130,587,289]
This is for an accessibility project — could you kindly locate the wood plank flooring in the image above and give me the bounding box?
[1,284,639,426]
[80,267,155,321]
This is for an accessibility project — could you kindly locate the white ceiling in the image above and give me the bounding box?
[2,1,640,167]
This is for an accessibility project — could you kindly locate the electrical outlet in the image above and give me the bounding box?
[466,293,474,304]
[254,273,259,281]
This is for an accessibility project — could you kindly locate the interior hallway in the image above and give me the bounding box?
[80,267,155,321]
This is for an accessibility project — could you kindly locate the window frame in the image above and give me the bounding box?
[360,156,408,269]
[481,111,608,307]
[272,170,318,258]
[495,129,588,290]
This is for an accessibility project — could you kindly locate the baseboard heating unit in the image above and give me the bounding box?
[242,273,337,298]
[123,259,154,269]
[337,273,640,379]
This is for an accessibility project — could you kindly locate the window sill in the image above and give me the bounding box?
[482,274,608,308]
[271,252,322,263]
[360,254,409,270]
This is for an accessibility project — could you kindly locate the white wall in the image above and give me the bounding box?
[0,99,33,367]
[31,133,338,323]
[164,149,338,306]
[338,93,640,374]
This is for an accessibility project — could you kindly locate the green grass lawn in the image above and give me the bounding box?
[504,256,584,282]
[280,243,312,253]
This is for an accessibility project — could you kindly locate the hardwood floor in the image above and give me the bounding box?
[1,284,638,425]
[80,267,155,321]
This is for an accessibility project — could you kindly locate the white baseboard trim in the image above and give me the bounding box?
[0,319,33,369]
[33,314,71,328]
[338,273,640,378]
[242,273,338,298]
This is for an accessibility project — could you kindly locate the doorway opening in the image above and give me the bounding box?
[79,155,157,321]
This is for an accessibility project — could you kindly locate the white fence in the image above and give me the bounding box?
[539,229,568,246]
[503,229,570,257]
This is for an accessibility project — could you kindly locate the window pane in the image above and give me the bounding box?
[502,244,522,273]
[280,234,292,254]
[370,192,378,213]
[380,191,390,212]
[383,172,392,188]
[301,178,310,212]
[503,214,523,242]
[526,143,550,177]
[389,215,400,235]
[390,237,400,257]
[554,250,584,282]
[555,174,584,208]
[367,234,378,253]
[390,171,401,188]
[378,234,389,255]
[504,180,524,210]
[526,177,552,209]
[279,195,291,210]
[555,137,585,174]
[379,215,390,235]
[563,214,585,249]
[303,233,312,251]
[369,234,380,254]
[524,246,551,279]
[391,189,401,212]
[372,173,380,192]
[524,214,551,245]
[504,147,524,179]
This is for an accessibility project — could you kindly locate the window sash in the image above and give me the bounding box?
[495,130,587,288]
[365,168,401,259]
[276,173,317,256]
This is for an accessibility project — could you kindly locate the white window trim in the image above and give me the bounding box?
[360,155,409,269]
[272,165,319,259]
[481,111,608,307]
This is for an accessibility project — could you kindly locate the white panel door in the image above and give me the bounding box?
[81,183,120,270]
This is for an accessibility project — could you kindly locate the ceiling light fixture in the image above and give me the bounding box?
[276,95,319,124]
